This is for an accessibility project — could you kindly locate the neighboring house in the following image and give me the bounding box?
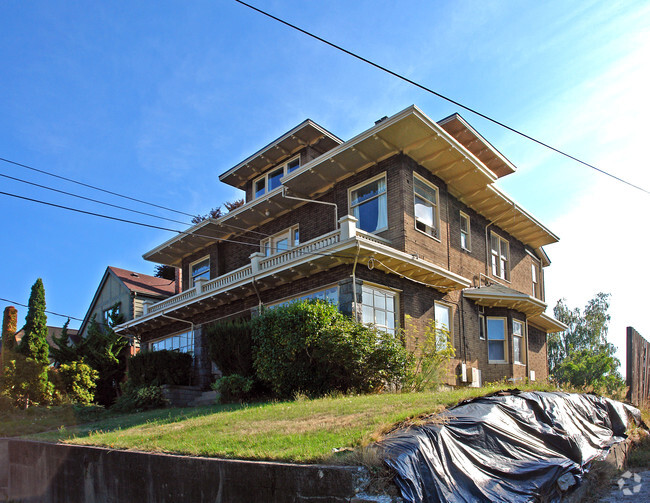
[12,326,80,358]
[78,267,180,346]
[116,105,566,389]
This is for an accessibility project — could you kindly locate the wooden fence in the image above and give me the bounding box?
[626,326,650,406]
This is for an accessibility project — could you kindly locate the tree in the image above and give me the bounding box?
[153,265,176,280]
[17,278,49,365]
[1,306,18,372]
[191,199,245,224]
[549,292,624,394]
[224,199,244,212]
[49,318,78,367]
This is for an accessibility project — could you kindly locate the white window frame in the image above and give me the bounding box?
[150,329,194,356]
[360,283,398,334]
[513,319,525,364]
[434,301,453,350]
[490,232,510,281]
[252,155,300,200]
[190,255,210,286]
[413,173,440,239]
[460,211,471,251]
[348,173,388,234]
[487,316,507,364]
[261,224,300,256]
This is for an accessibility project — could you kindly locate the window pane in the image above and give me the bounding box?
[434,303,451,331]
[414,177,437,203]
[491,234,499,253]
[460,214,468,233]
[488,341,505,361]
[287,158,300,172]
[362,305,374,324]
[461,232,468,249]
[293,229,299,246]
[268,168,284,191]
[351,179,384,206]
[415,196,434,228]
[375,309,386,327]
[374,291,386,310]
[487,318,505,340]
[275,238,288,253]
[513,336,521,363]
[255,178,265,198]
[513,321,523,336]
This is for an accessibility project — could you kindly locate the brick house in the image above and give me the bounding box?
[116,105,566,388]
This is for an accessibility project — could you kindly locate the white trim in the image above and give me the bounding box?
[348,172,388,234]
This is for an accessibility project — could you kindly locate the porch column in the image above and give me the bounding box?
[339,214,358,241]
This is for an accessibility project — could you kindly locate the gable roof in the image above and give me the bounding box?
[107,266,176,297]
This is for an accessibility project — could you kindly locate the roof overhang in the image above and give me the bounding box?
[528,312,568,333]
[219,119,342,190]
[438,113,517,178]
[463,285,547,317]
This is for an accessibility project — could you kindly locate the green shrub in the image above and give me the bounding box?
[204,318,254,377]
[1,353,53,408]
[252,300,409,398]
[212,374,254,403]
[128,350,193,387]
[111,384,168,412]
[55,361,99,405]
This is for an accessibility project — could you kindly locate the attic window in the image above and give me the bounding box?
[253,155,300,199]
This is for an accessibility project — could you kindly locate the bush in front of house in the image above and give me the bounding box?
[204,318,255,377]
[211,373,255,403]
[252,300,409,398]
[55,361,99,405]
[128,350,193,387]
[111,383,168,413]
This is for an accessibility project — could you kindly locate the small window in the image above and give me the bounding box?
[490,232,510,280]
[287,158,300,173]
[487,317,507,363]
[254,178,266,199]
[293,228,300,247]
[532,263,540,298]
[268,167,284,192]
[103,303,121,326]
[460,212,471,251]
[479,314,485,340]
[361,284,396,334]
[434,302,452,350]
[350,175,388,233]
[190,257,210,286]
[413,174,439,237]
[513,320,524,364]
[261,225,299,256]
[252,156,300,200]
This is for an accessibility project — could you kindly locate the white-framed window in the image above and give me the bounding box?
[487,317,507,363]
[413,174,439,238]
[150,330,194,355]
[190,256,210,286]
[434,302,452,350]
[261,225,300,256]
[269,285,339,308]
[479,313,486,340]
[460,211,471,251]
[490,232,510,280]
[513,320,524,364]
[103,303,121,326]
[349,174,388,234]
[532,263,540,298]
[253,155,300,200]
[361,284,396,334]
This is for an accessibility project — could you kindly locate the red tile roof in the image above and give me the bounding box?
[108,266,177,297]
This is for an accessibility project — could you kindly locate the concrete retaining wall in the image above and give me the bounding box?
[0,438,380,503]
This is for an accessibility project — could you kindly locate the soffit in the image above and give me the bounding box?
[463,284,547,317]
[219,120,342,190]
[438,113,517,179]
[528,312,568,333]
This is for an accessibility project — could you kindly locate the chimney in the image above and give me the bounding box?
[175,267,182,294]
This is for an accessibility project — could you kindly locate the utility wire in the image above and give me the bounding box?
[0,158,273,239]
[0,297,83,322]
[233,0,650,196]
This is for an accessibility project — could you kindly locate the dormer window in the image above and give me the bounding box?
[253,155,301,199]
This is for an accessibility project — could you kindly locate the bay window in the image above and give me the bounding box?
[349,175,387,233]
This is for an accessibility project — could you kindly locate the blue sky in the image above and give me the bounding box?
[1,1,648,370]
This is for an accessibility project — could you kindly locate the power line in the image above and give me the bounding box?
[0,297,83,322]
[233,0,650,196]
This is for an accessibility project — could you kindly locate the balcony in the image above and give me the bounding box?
[117,215,471,334]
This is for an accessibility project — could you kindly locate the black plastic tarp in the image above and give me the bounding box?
[379,391,641,503]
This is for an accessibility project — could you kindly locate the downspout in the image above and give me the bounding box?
[351,243,361,321]
[282,187,338,230]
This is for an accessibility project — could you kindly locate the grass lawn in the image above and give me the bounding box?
[16,382,559,464]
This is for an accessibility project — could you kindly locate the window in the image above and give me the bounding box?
[513,320,524,364]
[151,330,194,355]
[413,174,439,237]
[270,286,338,308]
[349,175,387,233]
[490,232,510,280]
[103,303,121,326]
[190,256,210,286]
[460,212,471,250]
[487,317,507,363]
[479,314,485,340]
[532,263,540,298]
[434,302,452,350]
[252,155,300,199]
[361,285,396,334]
[261,225,299,256]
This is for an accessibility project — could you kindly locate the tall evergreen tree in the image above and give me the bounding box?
[2,305,18,373]
[17,278,49,365]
